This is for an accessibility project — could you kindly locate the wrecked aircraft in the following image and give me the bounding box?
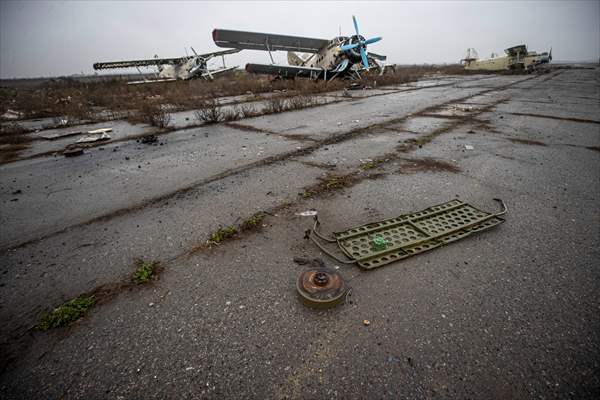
[461,45,552,71]
[93,48,240,84]
[213,16,387,81]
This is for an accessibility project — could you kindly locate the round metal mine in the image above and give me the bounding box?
[296,268,347,309]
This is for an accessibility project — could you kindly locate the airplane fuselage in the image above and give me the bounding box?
[158,57,207,80]
[289,35,369,72]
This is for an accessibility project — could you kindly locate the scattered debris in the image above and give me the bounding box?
[76,132,111,143]
[363,319,371,326]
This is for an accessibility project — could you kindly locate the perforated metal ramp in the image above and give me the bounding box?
[310,199,506,269]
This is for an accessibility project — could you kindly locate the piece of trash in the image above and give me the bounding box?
[464,145,474,150]
[388,355,401,363]
[306,199,507,269]
[336,122,342,126]
[363,319,370,326]
[296,210,318,217]
[63,148,84,157]
[76,132,111,143]
[87,128,112,134]
[1,109,24,120]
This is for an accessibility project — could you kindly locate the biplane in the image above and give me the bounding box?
[212,16,386,81]
[461,44,552,71]
[93,48,240,84]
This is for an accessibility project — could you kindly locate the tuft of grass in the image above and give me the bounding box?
[35,295,96,331]
[240,212,265,232]
[360,158,388,170]
[208,226,237,244]
[301,173,358,198]
[133,259,160,284]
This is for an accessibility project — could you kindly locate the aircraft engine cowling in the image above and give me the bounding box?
[343,35,366,62]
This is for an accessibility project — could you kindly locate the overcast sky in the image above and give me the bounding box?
[1,0,598,78]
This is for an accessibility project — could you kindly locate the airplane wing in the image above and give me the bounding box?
[505,45,528,57]
[368,52,387,61]
[93,49,239,70]
[196,48,241,59]
[93,57,191,70]
[245,63,325,79]
[213,29,329,53]
[200,66,238,78]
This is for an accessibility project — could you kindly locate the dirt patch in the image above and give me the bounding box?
[507,138,547,146]
[299,160,337,170]
[397,158,461,174]
[224,121,278,135]
[300,171,384,198]
[0,124,34,162]
[507,112,600,125]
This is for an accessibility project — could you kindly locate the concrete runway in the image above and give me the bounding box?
[1,68,599,398]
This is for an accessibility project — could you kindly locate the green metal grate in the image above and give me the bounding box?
[310,199,505,269]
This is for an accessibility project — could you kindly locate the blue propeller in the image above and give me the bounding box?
[339,15,382,69]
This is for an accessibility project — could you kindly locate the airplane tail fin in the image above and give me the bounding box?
[287,51,304,66]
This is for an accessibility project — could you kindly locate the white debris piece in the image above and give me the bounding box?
[296,210,318,217]
[87,128,113,134]
[76,132,111,143]
[1,109,23,120]
[464,145,474,150]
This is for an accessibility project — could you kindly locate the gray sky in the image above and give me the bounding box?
[1,0,598,78]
